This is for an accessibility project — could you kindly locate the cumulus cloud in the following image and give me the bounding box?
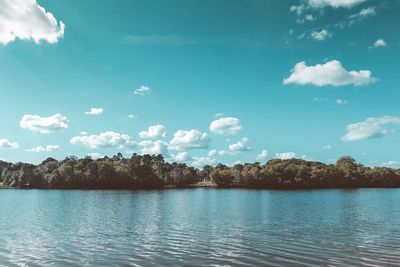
[173,151,192,162]
[0,0,64,45]
[27,145,59,153]
[85,108,104,116]
[342,116,400,142]
[276,152,298,160]
[209,117,242,135]
[373,39,387,48]
[139,125,167,139]
[0,139,19,149]
[20,113,69,134]
[71,131,136,149]
[170,129,210,150]
[139,140,169,155]
[283,60,376,87]
[229,138,251,152]
[256,150,269,161]
[310,29,331,41]
[134,85,152,96]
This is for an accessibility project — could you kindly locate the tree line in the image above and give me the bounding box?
[1,154,400,189]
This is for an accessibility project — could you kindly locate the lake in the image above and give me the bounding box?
[0,188,399,266]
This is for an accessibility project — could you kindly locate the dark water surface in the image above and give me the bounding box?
[0,188,399,266]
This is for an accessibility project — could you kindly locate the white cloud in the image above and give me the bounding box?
[209,117,242,135]
[283,60,376,87]
[127,114,138,119]
[20,113,69,134]
[71,131,136,149]
[85,108,104,116]
[307,0,365,8]
[208,149,230,157]
[0,0,64,45]
[139,140,169,155]
[336,99,348,105]
[349,6,376,19]
[191,156,216,168]
[214,113,224,118]
[0,139,19,149]
[173,151,192,162]
[139,125,167,139]
[170,129,210,150]
[276,152,297,160]
[311,29,331,41]
[373,39,387,48]
[322,145,332,150]
[342,116,400,142]
[86,152,104,159]
[27,145,59,153]
[229,137,251,152]
[382,160,400,166]
[256,150,269,161]
[134,85,152,96]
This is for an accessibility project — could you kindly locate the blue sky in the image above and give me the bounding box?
[0,0,399,167]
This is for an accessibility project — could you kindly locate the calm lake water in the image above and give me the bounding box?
[0,188,400,266]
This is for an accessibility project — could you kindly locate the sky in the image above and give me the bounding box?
[0,0,399,167]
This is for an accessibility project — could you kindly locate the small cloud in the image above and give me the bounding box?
[310,29,331,41]
[349,6,376,19]
[210,117,242,135]
[134,85,152,96]
[87,152,104,159]
[169,129,211,151]
[256,150,269,161]
[20,113,69,134]
[229,137,251,152]
[85,107,104,116]
[127,114,138,119]
[322,145,332,150]
[27,145,59,153]
[336,99,348,105]
[139,125,167,139]
[71,131,136,149]
[373,39,387,48]
[382,160,400,166]
[139,140,169,155]
[342,116,400,142]
[0,139,19,149]
[276,152,297,160]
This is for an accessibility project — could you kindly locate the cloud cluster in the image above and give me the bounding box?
[20,113,69,134]
[170,129,210,150]
[0,0,64,45]
[209,117,242,135]
[139,125,167,139]
[283,60,376,87]
[27,145,59,153]
[342,116,400,142]
[0,139,19,149]
[71,131,136,149]
[307,0,365,9]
